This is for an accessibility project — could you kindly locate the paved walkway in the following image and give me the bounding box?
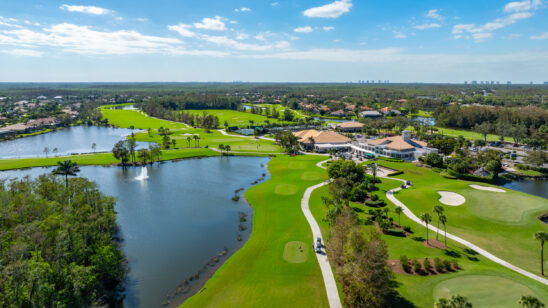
[301,180,342,308]
[381,176,548,286]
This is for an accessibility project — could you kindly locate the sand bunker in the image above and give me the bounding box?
[438,191,466,206]
[469,184,506,193]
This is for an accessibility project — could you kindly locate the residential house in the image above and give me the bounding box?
[333,121,365,132]
[359,110,383,118]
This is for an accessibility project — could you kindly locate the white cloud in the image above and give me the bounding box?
[193,16,226,31]
[236,32,250,40]
[168,24,196,37]
[393,31,407,39]
[234,7,251,13]
[2,48,43,57]
[452,1,541,42]
[531,32,548,40]
[303,0,352,18]
[414,23,441,30]
[137,18,148,22]
[201,34,289,51]
[323,26,335,31]
[254,34,266,41]
[294,26,314,33]
[503,0,543,12]
[0,23,183,55]
[426,9,444,20]
[59,4,112,15]
[271,2,279,6]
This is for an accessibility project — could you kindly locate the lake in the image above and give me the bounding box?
[503,179,548,199]
[0,126,149,159]
[410,116,436,126]
[0,156,270,307]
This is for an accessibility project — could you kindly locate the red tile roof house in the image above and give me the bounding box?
[294,129,352,152]
[26,116,59,128]
[330,109,347,117]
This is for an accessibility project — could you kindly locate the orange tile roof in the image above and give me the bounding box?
[294,130,351,144]
[366,136,415,151]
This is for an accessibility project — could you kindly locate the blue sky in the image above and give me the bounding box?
[0,0,547,83]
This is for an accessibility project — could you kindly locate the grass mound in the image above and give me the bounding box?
[283,241,308,263]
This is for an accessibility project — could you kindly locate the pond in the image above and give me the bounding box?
[0,126,149,159]
[410,116,436,126]
[0,156,270,307]
[502,179,548,199]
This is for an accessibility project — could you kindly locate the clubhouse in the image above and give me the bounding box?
[331,121,365,132]
[294,129,352,152]
[353,130,438,160]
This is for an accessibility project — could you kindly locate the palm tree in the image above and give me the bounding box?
[367,163,378,181]
[219,144,225,152]
[196,136,201,147]
[440,214,448,247]
[193,135,198,147]
[420,213,432,244]
[534,231,548,276]
[519,295,545,308]
[382,207,390,217]
[52,160,80,188]
[433,205,445,240]
[43,147,50,158]
[225,145,231,153]
[394,206,403,226]
[186,136,191,148]
[91,142,97,153]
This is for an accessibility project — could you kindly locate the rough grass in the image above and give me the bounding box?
[182,155,329,308]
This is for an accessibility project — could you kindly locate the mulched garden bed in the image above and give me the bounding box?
[388,258,459,276]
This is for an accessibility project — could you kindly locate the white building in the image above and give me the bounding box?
[352,131,438,161]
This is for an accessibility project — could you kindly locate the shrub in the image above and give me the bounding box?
[403,226,412,233]
[365,200,386,207]
[424,152,443,168]
[434,258,444,272]
[432,167,442,173]
[423,258,432,272]
[451,260,460,270]
[412,259,422,273]
[443,260,453,271]
[386,228,405,237]
[371,194,379,201]
[400,255,410,272]
[232,195,240,201]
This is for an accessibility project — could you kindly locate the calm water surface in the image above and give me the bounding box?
[0,156,270,307]
[0,126,148,158]
[503,179,548,199]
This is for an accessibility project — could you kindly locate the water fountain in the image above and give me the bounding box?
[135,166,149,180]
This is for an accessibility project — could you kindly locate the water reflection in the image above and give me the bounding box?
[0,156,270,307]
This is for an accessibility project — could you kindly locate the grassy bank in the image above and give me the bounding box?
[185,109,280,127]
[183,155,329,307]
[309,174,548,307]
[0,148,218,171]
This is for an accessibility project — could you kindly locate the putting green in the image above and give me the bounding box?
[275,184,298,195]
[283,241,308,263]
[465,189,545,223]
[433,275,537,307]
[301,172,323,181]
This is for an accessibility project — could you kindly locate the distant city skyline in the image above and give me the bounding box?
[0,0,547,82]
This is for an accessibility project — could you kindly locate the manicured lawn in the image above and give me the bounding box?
[435,127,513,143]
[183,155,329,308]
[367,161,548,275]
[309,173,548,307]
[0,148,218,171]
[101,107,282,154]
[433,275,537,307]
[185,109,280,127]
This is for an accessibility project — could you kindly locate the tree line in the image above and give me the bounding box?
[0,173,126,306]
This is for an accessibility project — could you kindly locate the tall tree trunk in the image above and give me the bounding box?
[426,223,429,243]
[65,174,68,188]
[542,242,545,276]
[444,225,447,247]
[436,217,440,240]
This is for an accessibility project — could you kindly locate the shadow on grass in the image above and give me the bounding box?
[412,236,425,242]
[386,283,416,308]
[444,250,461,258]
